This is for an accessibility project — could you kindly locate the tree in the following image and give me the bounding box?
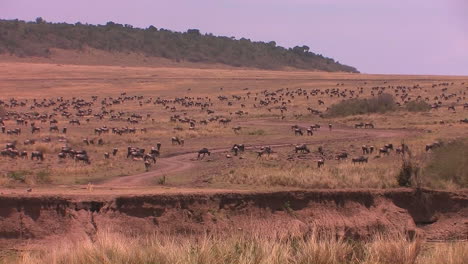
[35,17,45,24]
[147,25,157,31]
[187,29,200,35]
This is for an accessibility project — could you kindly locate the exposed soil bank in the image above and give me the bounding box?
[0,189,467,249]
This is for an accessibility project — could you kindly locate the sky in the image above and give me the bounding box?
[1,0,467,75]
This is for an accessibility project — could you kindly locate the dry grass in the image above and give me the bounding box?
[417,242,468,264]
[222,159,400,189]
[13,229,466,264]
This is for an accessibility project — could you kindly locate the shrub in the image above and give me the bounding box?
[7,170,29,183]
[157,175,166,185]
[405,100,431,112]
[326,94,396,117]
[248,129,266,136]
[424,139,468,188]
[36,170,52,183]
[397,158,420,187]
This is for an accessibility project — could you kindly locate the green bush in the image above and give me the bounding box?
[405,100,431,112]
[36,170,52,183]
[7,171,29,183]
[424,140,468,188]
[248,129,266,136]
[326,94,397,117]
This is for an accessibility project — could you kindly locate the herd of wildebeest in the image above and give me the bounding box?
[0,80,467,176]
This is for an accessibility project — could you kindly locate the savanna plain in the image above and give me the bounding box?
[0,60,467,263]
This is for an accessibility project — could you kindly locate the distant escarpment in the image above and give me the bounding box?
[0,18,358,72]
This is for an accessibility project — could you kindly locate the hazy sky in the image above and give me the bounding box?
[1,0,467,75]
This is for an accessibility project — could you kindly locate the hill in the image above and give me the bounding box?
[0,18,358,72]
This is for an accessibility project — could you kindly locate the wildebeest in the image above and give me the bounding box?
[232,144,245,152]
[231,144,245,156]
[31,151,44,161]
[336,152,348,160]
[24,139,35,145]
[19,151,27,159]
[291,124,299,130]
[395,143,409,155]
[171,136,184,146]
[379,148,390,156]
[1,148,20,159]
[294,144,310,153]
[149,147,160,157]
[8,128,21,135]
[362,145,370,155]
[355,122,364,128]
[6,142,16,149]
[127,147,145,159]
[310,124,320,131]
[317,159,325,168]
[218,118,231,125]
[69,119,81,125]
[232,126,242,134]
[198,148,211,159]
[352,156,368,164]
[384,144,394,150]
[144,160,151,171]
[49,126,59,132]
[318,146,324,155]
[144,153,157,163]
[257,146,272,157]
[31,126,40,134]
[426,141,442,152]
[83,138,93,145]
[294,128,303,136]
[75,154,91,164]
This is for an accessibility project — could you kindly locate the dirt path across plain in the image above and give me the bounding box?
[99,122,419,187]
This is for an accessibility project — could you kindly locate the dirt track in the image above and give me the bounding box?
[100,122,418,186]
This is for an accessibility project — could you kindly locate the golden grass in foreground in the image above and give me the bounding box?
[14,230,467,264]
